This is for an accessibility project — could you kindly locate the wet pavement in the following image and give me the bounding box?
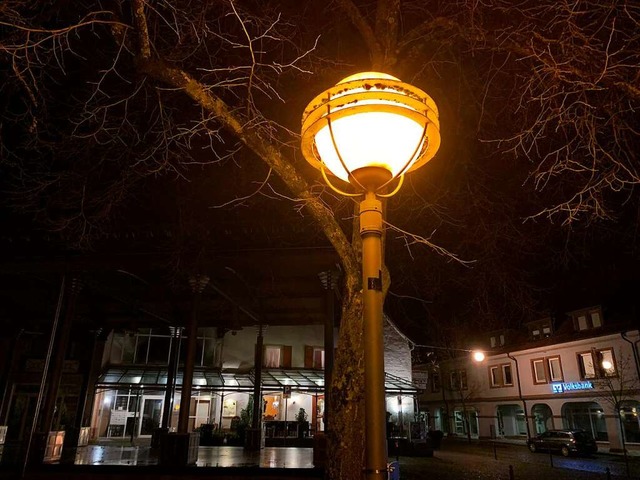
[398,439,640,480]
[2,437,639,480]
[74,444,314,468]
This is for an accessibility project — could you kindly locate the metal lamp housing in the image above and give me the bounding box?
[301,72,440,190]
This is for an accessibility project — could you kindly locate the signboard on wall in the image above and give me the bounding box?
[110,410,130,425]
[551,381,594,394]
[413,372,429,390]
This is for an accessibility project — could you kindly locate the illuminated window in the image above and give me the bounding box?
[571,307,604,332]
[577,348,616,379]
[264,345,292,368]
[264,346,282,368]
[304,346,325,369]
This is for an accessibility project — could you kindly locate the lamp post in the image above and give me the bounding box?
[301,72,440,480]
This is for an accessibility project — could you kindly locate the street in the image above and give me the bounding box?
[397,440,640,480]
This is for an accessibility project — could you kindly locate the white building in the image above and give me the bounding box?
[90,315,417,441]
[415,306,640,453]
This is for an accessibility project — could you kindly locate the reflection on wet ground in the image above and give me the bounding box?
[73,445,314,468]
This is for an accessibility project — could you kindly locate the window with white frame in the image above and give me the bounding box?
[460,370,468,390]
[578,348,616,379]
[489,366,500,387]
[431,371,441,392]
[578,352,596,378]
[528,318,553,340]
[489,363,513,387]
[449,369,468,391]
[502,364,513,385]
[532,356,563,384]
[548,357,563,381]
[571,307,604,332]
[599,349,615,375]
[489,333,506,348]
[532,359,546,383]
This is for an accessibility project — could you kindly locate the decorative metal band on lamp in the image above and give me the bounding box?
[301,72,440,193]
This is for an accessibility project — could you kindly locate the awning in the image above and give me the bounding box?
[97,367,254,391]
[96,367,418,394]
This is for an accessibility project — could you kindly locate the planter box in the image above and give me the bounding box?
[313,433,326,468]
[159,432,200,466]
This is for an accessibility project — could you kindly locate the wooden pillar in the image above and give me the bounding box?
[77,330,108,429]
[39,278,82,434]
[162,327,181,429]
[319,271,337,430]
[177,275,209,434]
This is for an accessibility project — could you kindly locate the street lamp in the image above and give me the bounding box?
[301,72,440,480]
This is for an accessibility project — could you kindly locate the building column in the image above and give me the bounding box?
[246,324,264,450]
[162,327,181,430]
[0,330,27,424]
[476,404,495,439]
[319,271,338,430]
[39,278,83,435]
[78,330,108,431]
[602,403,624,452]
[177,274,209,434]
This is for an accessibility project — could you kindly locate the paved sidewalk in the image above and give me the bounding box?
[474,436,640,457]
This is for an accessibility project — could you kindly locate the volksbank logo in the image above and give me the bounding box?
[551,381,594,393]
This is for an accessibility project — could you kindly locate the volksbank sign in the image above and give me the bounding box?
[551,381,594,394]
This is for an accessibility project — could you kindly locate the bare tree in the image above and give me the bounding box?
[1,2,639,479]
[592,353,640,477]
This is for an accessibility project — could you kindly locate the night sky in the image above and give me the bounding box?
[0,1,639,345]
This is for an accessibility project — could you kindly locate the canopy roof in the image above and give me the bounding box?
[97,367,418,394]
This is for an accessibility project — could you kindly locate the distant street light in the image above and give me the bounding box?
[301,72,440,480]
[472,350,486,363]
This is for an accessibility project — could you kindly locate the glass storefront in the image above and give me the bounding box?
[562,402,607,441]
[452,409,479,437]
[532,403,553,434]
[496,404,527,436]
[621,402,640,443]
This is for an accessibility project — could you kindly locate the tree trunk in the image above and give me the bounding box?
[327,289,366,480]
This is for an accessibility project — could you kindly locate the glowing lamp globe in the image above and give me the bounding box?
[301,72,440,191]
[472,351,486,363]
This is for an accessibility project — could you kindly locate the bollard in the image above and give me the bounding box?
[605,467,611,480]
[508,464,514,480]
[549,448,554,468]
[493,441,497,460]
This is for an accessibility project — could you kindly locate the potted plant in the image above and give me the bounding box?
[295,408,309,438]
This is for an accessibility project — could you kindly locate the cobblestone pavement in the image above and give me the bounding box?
[397,440,640,480]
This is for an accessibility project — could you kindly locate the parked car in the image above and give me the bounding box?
[527,429,597,457]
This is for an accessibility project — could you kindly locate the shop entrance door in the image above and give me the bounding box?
[139,396,163,437]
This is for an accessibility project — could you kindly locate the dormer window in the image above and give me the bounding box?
[490,334,505,348]
[528,317,553,340]
[570,307,603,332]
